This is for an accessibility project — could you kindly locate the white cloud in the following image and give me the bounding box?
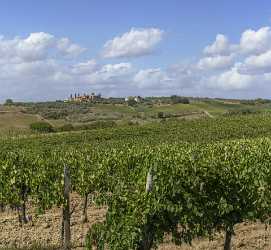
[238,50,271,74]
[57,37,86,57]
[16,32,55,61]
[240,27,271,54]
[207,67,254,90]
[0,32,85,63]
[204,34,233,55]
[71,60,98,75]
[133,68,173,89]
[198,26,271,95]
[0,60,58,81]
[197,55,234,70]
[102,28,163,58]
[84,62,133,85]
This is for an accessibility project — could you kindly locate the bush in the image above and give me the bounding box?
[127,99,137,107]
[30,122,55,133]
[127,121,139,126]
[170,95,190,104]
[157,112,164,119]
[4,99,13,106]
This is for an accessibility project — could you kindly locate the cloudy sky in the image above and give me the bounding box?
[1,0,271,102]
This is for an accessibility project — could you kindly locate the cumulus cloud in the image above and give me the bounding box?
[198,26,271,95]
[197,55,234,70]
[0,32,87,101]
[0,59,59,81]
[204,34,234,56]
[207,67,254,90]
[240,26,271,54]
[0,32,85,63]
[85,63,133,85]
[102,28,163,58]
[57,37,86,57]
[133,68,172,89]
[71,60,98,75]
[238,50,271,74]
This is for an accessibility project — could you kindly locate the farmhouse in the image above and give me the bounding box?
[125,96,143,103]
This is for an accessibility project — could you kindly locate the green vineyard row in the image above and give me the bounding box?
[1,114,271,249]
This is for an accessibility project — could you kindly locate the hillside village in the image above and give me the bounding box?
[68,93,102,102]
[67,92,144,104]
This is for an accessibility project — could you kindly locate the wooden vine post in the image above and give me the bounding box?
[224,228,232,250]
[62,166,71,250]
[138,167,154,250]
[145,168,153,193]
[81,193,88,223]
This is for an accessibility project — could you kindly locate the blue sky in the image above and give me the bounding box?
[1,0,271,101]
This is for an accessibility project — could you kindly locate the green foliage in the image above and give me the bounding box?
[157,112,164,119]
[3,114,271,248]
[29,122,55,133]
[85,139,271,249]
[170,95,190,104]
[127,98,137,107]
[4,99,14,105]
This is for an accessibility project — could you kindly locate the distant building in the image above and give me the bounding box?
[125,96,143,103]
[69,92,102,102]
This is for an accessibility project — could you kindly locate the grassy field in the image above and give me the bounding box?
[0,98,269,136]
[0,111,40,136]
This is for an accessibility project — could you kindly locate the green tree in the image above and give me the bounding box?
[4,99,14,105]
[30,121,55,133]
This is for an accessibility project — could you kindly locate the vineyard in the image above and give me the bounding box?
[2,113,271,249]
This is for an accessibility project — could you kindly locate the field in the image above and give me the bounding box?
[2,99,271,249]
[1,97,271,135]
[0,106,40,136]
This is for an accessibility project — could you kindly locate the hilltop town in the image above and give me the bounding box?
[66,92,145,104]
[67,92,102,102]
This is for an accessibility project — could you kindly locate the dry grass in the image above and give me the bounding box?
[0,111,40,135]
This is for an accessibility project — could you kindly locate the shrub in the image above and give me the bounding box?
[170,95,190,104]
[157,112,164,119]
[30,122,55,133]
[4,99,13,106]
[127,99,137,107]
[127,120,139,126]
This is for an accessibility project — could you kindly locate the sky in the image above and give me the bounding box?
[1,0,271,102]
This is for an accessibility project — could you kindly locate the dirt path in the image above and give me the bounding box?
[203,110,214,118]
[35,114,55,127]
